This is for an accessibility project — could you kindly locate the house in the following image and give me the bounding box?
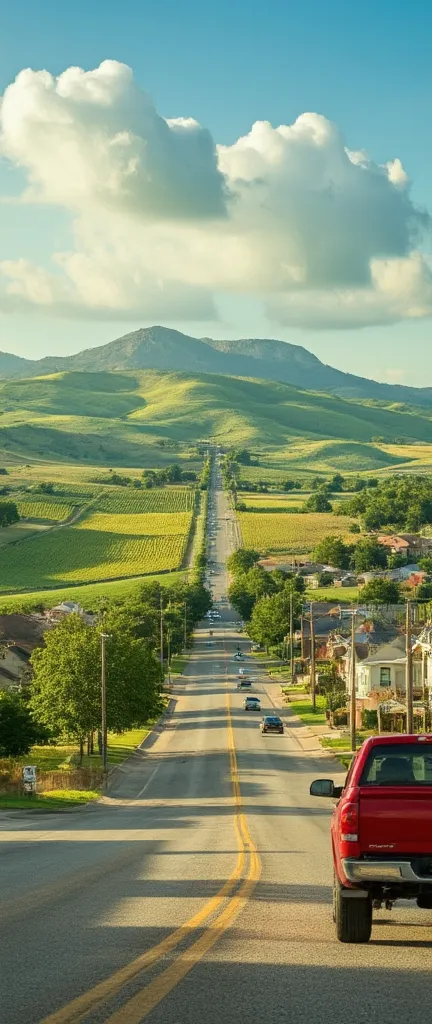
[0,613,49,690]
[378,535,410,557]
[48,601,83,621]
[353,636,422,698]
[378,534,432,559]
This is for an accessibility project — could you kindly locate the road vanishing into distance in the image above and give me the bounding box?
[2,470,432,1023]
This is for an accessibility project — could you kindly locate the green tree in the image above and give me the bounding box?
[305,490,332,512]
[418,557,432,574]
[0,501,19,527]
[318,571,334,587]
[0,692,38,757]
[228,580,256,621]
[313,535,351,569]
[249,591,302,649]
[228,565,275,621]
[352,538,388,573]
[329,473,345,492]
[360,579,402,604]
[387,553,407,569]
[227,548,260,575]
[417,582,432,600]
[283,479,296,492]
[30,614,162,758]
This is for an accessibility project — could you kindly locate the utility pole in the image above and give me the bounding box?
[350,612,357,754]
[184,601,187,650]
[100,633,109,773]
[301,613,305,660]
[406,600,413,734]
[310,601,316,711]
[289,590,295,683]
[160,594,164,675]
[167,629,172,686]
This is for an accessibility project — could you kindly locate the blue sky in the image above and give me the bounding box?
[0,0,431,384]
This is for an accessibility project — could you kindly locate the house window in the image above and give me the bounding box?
[380,667,391,687]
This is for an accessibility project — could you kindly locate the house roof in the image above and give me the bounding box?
[361,635,407,665]
[378,535,409,550]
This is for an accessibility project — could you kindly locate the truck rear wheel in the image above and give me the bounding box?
[333,875,372,943]
[417,894,432,909]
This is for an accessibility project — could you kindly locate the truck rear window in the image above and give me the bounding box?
[360,743,432,786]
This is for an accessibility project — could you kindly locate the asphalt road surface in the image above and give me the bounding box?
[1,471,432,1023]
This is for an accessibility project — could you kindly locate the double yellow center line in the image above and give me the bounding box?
[42,666,261,1023]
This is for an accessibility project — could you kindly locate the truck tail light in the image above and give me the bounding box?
[340,801,359,842]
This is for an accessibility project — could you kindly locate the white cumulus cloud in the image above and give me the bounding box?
[0,60,430,329]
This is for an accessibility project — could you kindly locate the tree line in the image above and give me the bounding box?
[0,577,211,761]
[227,549,304,651]
[335,475,432,532]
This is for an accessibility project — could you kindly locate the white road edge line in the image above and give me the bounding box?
[135,764,161,799]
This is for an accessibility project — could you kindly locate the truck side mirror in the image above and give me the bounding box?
[310,778,336,798]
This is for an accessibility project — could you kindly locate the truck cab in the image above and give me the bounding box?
[311,734,432,943]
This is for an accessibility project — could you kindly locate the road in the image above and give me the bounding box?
[1,471,432,1023]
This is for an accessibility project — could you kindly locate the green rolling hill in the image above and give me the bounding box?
[0,368,430,466]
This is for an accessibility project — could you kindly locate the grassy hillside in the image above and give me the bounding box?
[0,369,431,463]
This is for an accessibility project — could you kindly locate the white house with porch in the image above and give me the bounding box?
[353,636,422,698]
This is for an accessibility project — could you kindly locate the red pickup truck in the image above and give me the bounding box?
[310,733,432,944]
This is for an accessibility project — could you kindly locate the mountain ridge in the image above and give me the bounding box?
[0,325,431,408]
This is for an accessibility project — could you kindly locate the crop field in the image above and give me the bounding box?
[0,511,193,592]
[237,511,357,555]
[75,511,192,536]
[95,488,194,514]
[0,572,186,613]
[16,500,76,521]
[241,493,308,510]
[240,492,351,511]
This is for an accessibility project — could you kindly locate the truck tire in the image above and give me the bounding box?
[417,895,432,909]
[333,875,372,943]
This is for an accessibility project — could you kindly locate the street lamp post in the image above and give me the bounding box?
[406,600,413,734]
[309,601,316,711]
[350,613,357,754]
[100,633,110,773]
[160,594,164,674]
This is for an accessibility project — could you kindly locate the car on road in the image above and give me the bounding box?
[205,641,215,647]
[233,652,244,660]
[244,696,261,711]
[237,679,252,689]
[261,716,284,734]
[212,612,221,619]
[311,734,432,944]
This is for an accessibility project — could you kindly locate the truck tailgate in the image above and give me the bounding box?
[359,787,432,854]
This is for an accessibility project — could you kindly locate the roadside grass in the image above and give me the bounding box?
[0,790,99,811]
[8,719,166,774]
[170,655,188,676]
[287,695,327,727]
